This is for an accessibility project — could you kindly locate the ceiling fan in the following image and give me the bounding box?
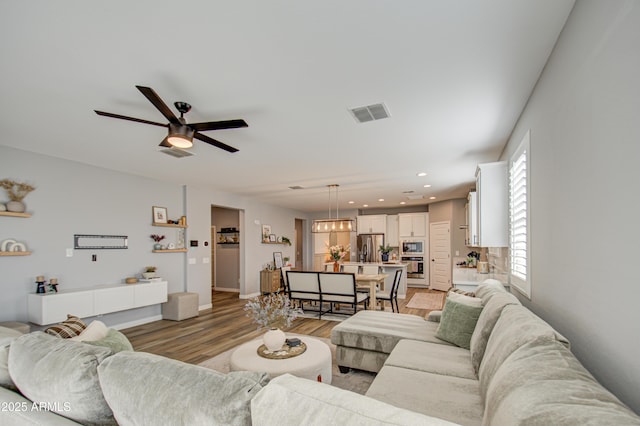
[94,85,247,153]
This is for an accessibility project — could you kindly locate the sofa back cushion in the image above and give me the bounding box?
[483,338,640,425]
[469,292,521,374]
[98,351,269,426]
[474,279,507,301]
[478,305,570,400]
[9,331,116,425]
[0,326,23,390]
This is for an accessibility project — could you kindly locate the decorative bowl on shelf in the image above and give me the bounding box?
[142,272,156,279]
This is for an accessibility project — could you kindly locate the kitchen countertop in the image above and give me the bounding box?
[453,267,508,287]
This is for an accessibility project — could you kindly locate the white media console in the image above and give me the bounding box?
[27,280,168,325]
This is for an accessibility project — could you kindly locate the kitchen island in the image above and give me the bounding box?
[341,262,408,299]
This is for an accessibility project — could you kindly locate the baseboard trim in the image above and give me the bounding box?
[214,287,240,293]
[199,303,212,311]
[112,315,163,330]
[239,292,260,300]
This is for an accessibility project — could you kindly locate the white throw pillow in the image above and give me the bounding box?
[70,320,109,342]
[447,290,483,307]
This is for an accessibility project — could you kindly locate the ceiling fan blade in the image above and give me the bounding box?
[135,86,180,125]
[94,110,168,128]
[189,119,248,132]
[194,132,239,153]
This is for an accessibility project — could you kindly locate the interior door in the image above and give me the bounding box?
[430,221,452,291]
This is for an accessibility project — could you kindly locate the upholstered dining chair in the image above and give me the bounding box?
[280,266,291,293]
[361,265,379,275]
[318,272,369,316]
[342,264,359,274]
[376,269,402,312]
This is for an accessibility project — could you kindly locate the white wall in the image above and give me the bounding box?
[501,0,640,412]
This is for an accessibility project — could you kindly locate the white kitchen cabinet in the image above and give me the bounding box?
[398,213,427,237]
[386,214,399,247]
[475,161,508,247]
[28,280,168,325]
[466,191,478,246]
[357,215,387,234]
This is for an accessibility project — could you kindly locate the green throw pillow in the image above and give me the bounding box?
[436,297,483,349]
[85,329,133,353]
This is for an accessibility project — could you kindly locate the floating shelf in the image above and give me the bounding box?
[261,242,290,245]
[0,251,32,256]
[218,242,239,245]
[153,248,187,253]
[0,211,31,218]
[152,222,187,228]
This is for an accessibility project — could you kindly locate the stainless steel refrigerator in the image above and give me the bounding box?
[357,234,384,263]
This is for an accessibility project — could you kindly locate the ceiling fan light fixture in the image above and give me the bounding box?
[167,123,194,149]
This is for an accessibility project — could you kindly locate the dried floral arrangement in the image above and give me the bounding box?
[0,179,35,201]
[150,234,165,243]
[244,291,301,330]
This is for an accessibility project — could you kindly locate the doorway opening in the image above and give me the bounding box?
[211,206,241,299]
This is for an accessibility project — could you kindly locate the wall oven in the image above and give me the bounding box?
[401,240,424,255]
[402,256,425,279]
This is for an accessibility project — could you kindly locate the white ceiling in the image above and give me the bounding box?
[0,0,574,213]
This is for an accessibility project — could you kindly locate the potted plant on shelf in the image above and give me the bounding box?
[281,236,292,246]
[379,244,393,262]
[142,266,157,279]
[244,291,301,352]
[150,234,165,250]
[0,179,35,213]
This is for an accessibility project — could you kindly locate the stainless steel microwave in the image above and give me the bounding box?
[401,240,424,255]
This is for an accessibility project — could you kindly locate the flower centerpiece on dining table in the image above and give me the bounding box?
[244,291,302,352]
[328,244,350,272]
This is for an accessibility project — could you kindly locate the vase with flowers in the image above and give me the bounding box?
[0,179,35,213]
[244,291,301,352]
[328,244,350,272]
[150,234,165,250]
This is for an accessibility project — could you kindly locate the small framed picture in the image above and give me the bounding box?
[273,252,283,269]
[269,234,277,242]
[152,206,168,224]
[261,224,271,241]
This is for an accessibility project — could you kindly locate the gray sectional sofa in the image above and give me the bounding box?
[330,281,640,425]
[2,280,639,425]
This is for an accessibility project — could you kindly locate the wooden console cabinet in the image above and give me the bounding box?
[260,269,281,293]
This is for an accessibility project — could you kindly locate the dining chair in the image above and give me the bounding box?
[286,271,324,318]
[342,264,359,274]
[318,272,369,315]
[376,269,402,312]
[361,265,380,275]
[280,266,291,293]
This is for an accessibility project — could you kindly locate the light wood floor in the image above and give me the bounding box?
[122,287,444,365]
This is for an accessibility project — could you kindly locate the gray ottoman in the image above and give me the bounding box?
[162,292,199,321]
[0,321,30,334]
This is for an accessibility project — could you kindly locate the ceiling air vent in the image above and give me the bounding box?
[349,103,390,123]
[289,186,305,190]
[159,147,194,158]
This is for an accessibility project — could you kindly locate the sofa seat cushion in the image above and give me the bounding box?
[9,331,115,425]
[384,339,476,380]
[469,291,521,374]
[367,365,483,426]
[484,339,640,425]
[331,310,452,355]
[98,351,269,426]
[479,304,570,400]
[251,374,458,426]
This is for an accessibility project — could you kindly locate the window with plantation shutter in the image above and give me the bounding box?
[509,130,530,297]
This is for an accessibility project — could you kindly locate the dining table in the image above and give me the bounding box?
[355,273,388,310]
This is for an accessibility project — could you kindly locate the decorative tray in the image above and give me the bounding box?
[257,342,307,359]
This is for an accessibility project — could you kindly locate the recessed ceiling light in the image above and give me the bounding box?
[429,196,436,200]
[400,201,406,205]
[417,172,427,177]
[423,184,431,188]
[363,204,369,207]
[378,198,384,202]
[348,201,354,204]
